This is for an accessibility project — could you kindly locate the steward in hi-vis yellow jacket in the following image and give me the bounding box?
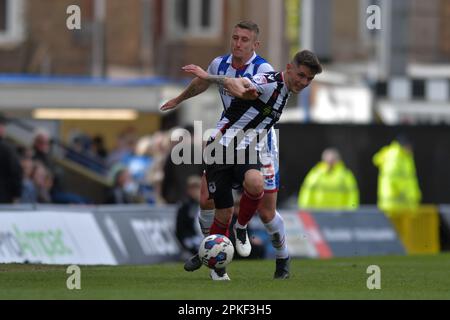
[298,157,359,210]
[373,140,421,212]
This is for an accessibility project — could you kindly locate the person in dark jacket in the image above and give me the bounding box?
[106,168,140,204]
[0,113,22,203]
[175,175,203,257]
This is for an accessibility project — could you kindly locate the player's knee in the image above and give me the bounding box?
[244,170,264,195]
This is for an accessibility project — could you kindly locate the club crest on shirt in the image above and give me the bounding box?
[252,74,267,85]
[208,182,217,193]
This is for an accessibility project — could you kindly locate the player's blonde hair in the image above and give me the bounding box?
[235,20,260,39]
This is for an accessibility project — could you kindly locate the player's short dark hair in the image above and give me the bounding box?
[292,50,322,74]
[235,20,260,38]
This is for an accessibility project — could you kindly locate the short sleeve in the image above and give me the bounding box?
[257,63,274,73]
[207,57,222,75]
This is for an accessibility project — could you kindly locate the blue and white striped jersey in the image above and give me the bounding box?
[207,52,273,111]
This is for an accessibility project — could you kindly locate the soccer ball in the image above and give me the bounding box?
[198,234,234,269]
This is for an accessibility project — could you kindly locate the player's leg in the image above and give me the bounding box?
[234,168,264,257]
[259,132,290,279]
[184,173,217,272]
[258,192,290,279]
[208,206,233,281]
[205,163,235,280]
[198,171,215,236]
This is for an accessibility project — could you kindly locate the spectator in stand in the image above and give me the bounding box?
[146,130,172,205]
[0,113,23,203]
[107,127,137,168]
[32,128,60,191]
[126,135,158,204]
[32,128,90,204]
[32,161,53,203]
[106,168,141,204]
[92,135,108,160]
[32,129,52,169]
[17,146,37,203]
[66,132,106,174]
[125,135,154,184]
[161,126,203,204]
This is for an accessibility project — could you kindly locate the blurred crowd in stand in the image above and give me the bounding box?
[1,110,420,213]
[0,113,203,206]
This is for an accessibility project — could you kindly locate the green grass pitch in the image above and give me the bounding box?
[1,254,449,299]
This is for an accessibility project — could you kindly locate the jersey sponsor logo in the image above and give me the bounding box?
[271,110,282,121]
[262,106,272,116]
[260,107,281,120]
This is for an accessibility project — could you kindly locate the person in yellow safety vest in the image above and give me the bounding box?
[298,148,359,210]
[373,136,421,212]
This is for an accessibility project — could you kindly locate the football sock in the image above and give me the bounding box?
[237,189,264,227]
[263,211,289,259]
[209,217,230,237]
[198,209,215,236]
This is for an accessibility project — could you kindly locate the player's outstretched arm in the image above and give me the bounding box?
[160,77,210,111]
[182,64,258,100]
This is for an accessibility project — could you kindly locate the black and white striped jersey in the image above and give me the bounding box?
[211,71,291,150]
[207,53,278,154]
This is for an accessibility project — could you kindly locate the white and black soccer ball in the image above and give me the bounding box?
[198,234,234,269]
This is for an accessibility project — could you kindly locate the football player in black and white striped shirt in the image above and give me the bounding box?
[161,21,297,280]
[182,50,322,279]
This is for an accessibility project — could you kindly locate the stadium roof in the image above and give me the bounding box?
[0,74,187,111]
[0,74,178,87]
